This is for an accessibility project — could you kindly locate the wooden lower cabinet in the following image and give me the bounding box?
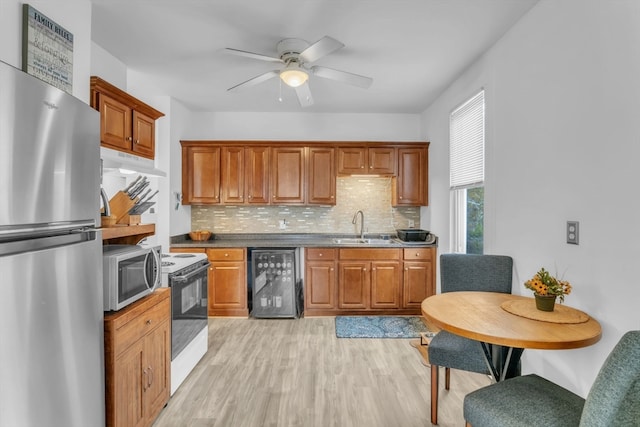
[305,246,435,315]
[104,288,171,427]
[305,248,337,312]
[337,248,402,313]
[207,248,248,317]
[402,247,436,308]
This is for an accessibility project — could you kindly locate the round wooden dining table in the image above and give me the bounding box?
[421,291,602,381]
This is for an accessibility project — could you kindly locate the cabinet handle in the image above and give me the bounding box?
[330,268,334,271]
[415,253,420,257]
[224,253,229,257]
[146,319,152,325]
[126,136,132,142]
[142,368,148,391]
[372,268,376,271]
[148,366,154,388]
[134,139,140,144]
[248,195,252,199]
[363,268,367,272]
[319,253,323,257]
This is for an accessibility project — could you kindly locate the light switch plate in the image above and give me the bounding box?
[567,221,579,244]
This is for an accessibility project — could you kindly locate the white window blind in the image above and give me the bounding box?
[450,90,484,190]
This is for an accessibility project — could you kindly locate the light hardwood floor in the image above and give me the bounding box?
[153,317,490,427]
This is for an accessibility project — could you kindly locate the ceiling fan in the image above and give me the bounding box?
[225,36,373,107]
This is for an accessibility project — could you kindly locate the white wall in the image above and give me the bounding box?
[421,0,640,396]
[1,0,93,103]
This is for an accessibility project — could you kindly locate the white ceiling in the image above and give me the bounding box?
[90,0,539,114]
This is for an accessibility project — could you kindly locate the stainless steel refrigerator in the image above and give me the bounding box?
[0,61,105,426]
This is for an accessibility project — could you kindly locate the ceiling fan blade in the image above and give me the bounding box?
[299,36,344,63]
[224,48,284,63]
[311,66,373,89]
[295,83,314,107]
[227,70,280,92]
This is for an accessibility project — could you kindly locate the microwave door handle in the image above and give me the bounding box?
[151,249,161,290]
[143,252,155,290]
[171,263,210,282]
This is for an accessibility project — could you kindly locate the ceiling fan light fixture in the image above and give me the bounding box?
[280,67,308,88]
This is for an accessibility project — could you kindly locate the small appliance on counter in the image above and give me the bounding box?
[161,252,210,395]
[396,229,437,244]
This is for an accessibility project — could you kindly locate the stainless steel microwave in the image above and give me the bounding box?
[102,244,161,311]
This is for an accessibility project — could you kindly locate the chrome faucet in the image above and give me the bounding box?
[352,210,365,240]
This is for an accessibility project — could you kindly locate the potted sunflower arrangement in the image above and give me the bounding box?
[524,268,572,312]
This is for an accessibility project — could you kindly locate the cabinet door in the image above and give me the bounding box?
[370,261,401,309]
[99,93,132,152]
[394,147,428,206]
[182,145,221,204]
[245,146,270,204]
[337,147,367,174]
[338,261,369,309]
[143,320,170,424]
[402,261,434,308]
[208,262,247,315]
[221,146,245,204]
[132,110,155,159]
[271,147,305,204]
[305,261,336,309]
[307,147,336,205]
[113,341,145,427]
[368,147,396,175]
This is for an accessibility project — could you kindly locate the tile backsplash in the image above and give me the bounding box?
[191,177,421,234]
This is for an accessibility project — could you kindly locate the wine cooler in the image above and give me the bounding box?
[250,248,301,318]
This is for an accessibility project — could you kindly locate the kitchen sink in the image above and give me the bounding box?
[332,238,395,245]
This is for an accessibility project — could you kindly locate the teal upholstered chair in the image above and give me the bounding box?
[427,254,513,425]
[463,330,640,427]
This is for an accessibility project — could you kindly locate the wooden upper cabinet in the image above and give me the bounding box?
[271,146,306,205]
[90,77,164,160]
[393,147,428,206]
[132,110,155,158]
[182,144,221,205]
[337,146,395,175]
[245,146,270,204]
[99,94,132,152]
[307,147,336,205]
[221,147,245,204]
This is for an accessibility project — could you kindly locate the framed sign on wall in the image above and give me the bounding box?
[22,4,73,94]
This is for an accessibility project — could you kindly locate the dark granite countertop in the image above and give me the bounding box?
[170,233,438,249]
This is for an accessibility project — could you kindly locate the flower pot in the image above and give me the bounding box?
[535,294,556,312]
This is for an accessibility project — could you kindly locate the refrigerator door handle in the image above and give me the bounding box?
[0,229,98,257]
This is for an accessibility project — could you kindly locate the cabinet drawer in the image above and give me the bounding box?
[306,248,336,261]
[206,248,245,261]
[113,298,169,357]
[403,247,434,261]
[339,248,401,260]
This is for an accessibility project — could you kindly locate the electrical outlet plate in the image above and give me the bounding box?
[567,221,579,244]
[408,219,415,228]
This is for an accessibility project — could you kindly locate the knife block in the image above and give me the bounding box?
[102,191,138,226]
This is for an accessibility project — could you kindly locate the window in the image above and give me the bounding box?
[450,90,484,254]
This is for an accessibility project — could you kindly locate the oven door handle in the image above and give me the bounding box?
[171,263,210,282]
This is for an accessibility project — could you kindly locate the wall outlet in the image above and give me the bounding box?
[408,219,415,228]
[279,219,287,230]
[567,221,579,244]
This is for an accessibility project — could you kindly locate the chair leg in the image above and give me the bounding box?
[431,364,439,425]
[445,367,450,390]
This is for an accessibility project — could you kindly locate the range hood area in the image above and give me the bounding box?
[101,146,166,177]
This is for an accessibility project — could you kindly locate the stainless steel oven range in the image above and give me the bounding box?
[161,252,209,395]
